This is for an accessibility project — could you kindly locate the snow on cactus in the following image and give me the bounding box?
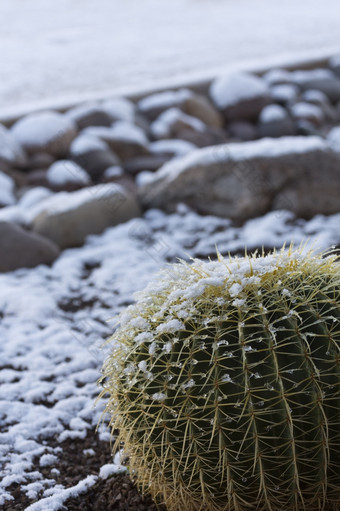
[99,245,340,511]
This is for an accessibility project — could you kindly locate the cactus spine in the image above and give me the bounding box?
[99,246,340,511]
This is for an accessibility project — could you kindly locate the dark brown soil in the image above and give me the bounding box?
[66,474,165,511]
[3,428,166,511]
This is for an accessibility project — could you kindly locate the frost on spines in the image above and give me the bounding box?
[98,246,340,511]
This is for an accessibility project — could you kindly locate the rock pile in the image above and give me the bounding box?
[1,57,340,271]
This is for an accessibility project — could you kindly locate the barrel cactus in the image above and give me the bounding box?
[99,246,340,511]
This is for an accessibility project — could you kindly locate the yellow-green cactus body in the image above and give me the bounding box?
[99,247,340,511]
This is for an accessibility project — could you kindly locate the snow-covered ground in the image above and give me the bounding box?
[0,204,339,509]
[1,0,340,117]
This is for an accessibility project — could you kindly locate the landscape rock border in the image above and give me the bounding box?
[1,52,340,272]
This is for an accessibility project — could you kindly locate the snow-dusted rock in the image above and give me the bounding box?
[69,134,120,179]
[140,136,340,220]
[101,97,136,123]
[258,104,296,138]
[46,160,90,189]
[210,72,271,121]
[183,94,224,129]
[0,171,16,207]
[65,102,114,129]
[139,89,223,128]
[290,68,340,103]
[83,122,149,161]
[0,222,60,272]
[138,89,193,120]
[11,111,77,157]
[151,107,206,139]
[32,184,141,249]
[302,89,339,123]
[262,68,293,86]
[290,102,325,126]
[270,84,300,105]
[0,124,27,168]
[150,107,226,147]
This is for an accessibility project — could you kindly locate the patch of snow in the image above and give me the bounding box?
[138,89,192,112]
[39,454,58,468]
[0,171,16,206]
[259,104,288,123]
[210,72,269,109]
[47,160,90,186]
[156,319,185,334]
[25,475,97,511]
[99,463,126,479]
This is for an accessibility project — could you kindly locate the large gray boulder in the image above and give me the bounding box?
[140,136,340,221]
[32,183,141,249]
[0,222,60,272]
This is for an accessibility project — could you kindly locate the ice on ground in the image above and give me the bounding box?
[0,171,16,206]
[210,72,270,109]
[46,160,90,186]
